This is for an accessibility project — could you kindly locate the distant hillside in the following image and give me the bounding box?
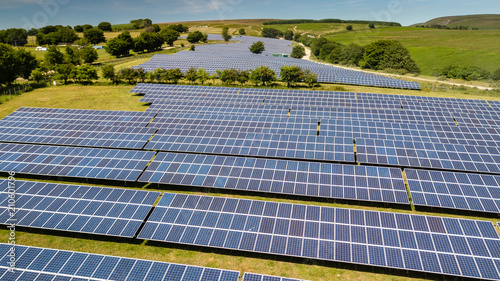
[415,14,500,29]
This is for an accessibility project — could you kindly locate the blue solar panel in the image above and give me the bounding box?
[357,138,500,174]
[139,152,409,204]
[0,243,240,281]
[406,169,500,213]
[0,143,155,181]
[146,131,354,163]
[139,193,500,280]
[0,180,159,237]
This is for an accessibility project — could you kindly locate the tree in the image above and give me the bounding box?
[189,45,195,51]
[238,28,246,35]
[340,43,365,66]
[280,66,304,87]
[2,28,28,46]
[201,34,208,43]
[166,24,189,33]
[196,68,210,84]
[284,30,294,40]
[360,40,420,73]
[346,25,353,31]
[64,46,80,65]
[101,65,116,84]
[293,33,302,41]
[237,70,250,85]
[249,41,265,54]
[492,68,500,81]
[30,68,45,83]
[262,27,283,38]
[98,22,112,32]
[222,27,232,42]
[15,49,39,79]
[186,31,204,43]
[303,69,318,87]
[136,68,147,82]
[160,29,179,46]
[185,67,197,84]
[0,44,19,85]
[369,23,376,29]
[72,64,98,83]
[105,31,134,57]
[133,32,164,53]
[310,37,329,57]
[84,28,105,44]
[44,46,64,68]
[167,68,184,84]
[290,45,306,59]
[56,63,75,84]
[74,25,84,32]
[118,68,139,84]
[80,46,98,64]
[250,65,276,86]
[148,67,165,82]
[83,24,93,30]
[216,69,239,85]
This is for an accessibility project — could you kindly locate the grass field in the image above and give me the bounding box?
[323,26,500,76]
[1,83,500,280]
[419,14,500,29]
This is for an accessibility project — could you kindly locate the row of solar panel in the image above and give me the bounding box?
[138,193,500,280]
[1,142,500,212]
[131,83,488,104]
[0,244,299,281]
[0,180,159,238]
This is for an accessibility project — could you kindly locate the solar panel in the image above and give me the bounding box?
[0,243,240,281]
[139,152,409,205]
[139,193,500,280]
[356,138,500,174]
[0,124,156,149]
[0,143,155,181]
[146,131,355,163]
[6,107,154,128]
[405,169,500,213]
[0,180,160,237]
[243,273,308,281]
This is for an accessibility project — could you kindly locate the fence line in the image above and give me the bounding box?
[0,84,28,97]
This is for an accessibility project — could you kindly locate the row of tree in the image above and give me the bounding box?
[100,65,319,87]
[263,19,401,27]
[0,43,38,85]
[437,65,500,81]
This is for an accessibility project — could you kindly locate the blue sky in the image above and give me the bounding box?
[1,0,499,29]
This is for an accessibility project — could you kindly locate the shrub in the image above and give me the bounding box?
[249,41,265,54]
[290,45,306,59]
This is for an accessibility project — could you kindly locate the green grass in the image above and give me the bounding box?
[322,26,500,76]
[1,82,500,280]
[421,14,500,30]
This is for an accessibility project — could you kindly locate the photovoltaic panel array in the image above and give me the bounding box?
[0,124,156,150]
[0,243,240,281]
[243,273,307,281]
[4,107,155,128]
[0,180,159,237]
[405,169,500,213]
[146,131,354,163]
[139,193,500,280]
[139,152,409,205]
[356,138,500,174]
[0,143,155,181]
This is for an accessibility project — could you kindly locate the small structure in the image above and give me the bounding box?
[35,47,47,51]
[92,45,104,49]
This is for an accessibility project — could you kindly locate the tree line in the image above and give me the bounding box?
[100,65,319,88]
[263,19,402,27]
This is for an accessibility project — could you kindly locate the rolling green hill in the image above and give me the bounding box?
[416,14,500,29]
